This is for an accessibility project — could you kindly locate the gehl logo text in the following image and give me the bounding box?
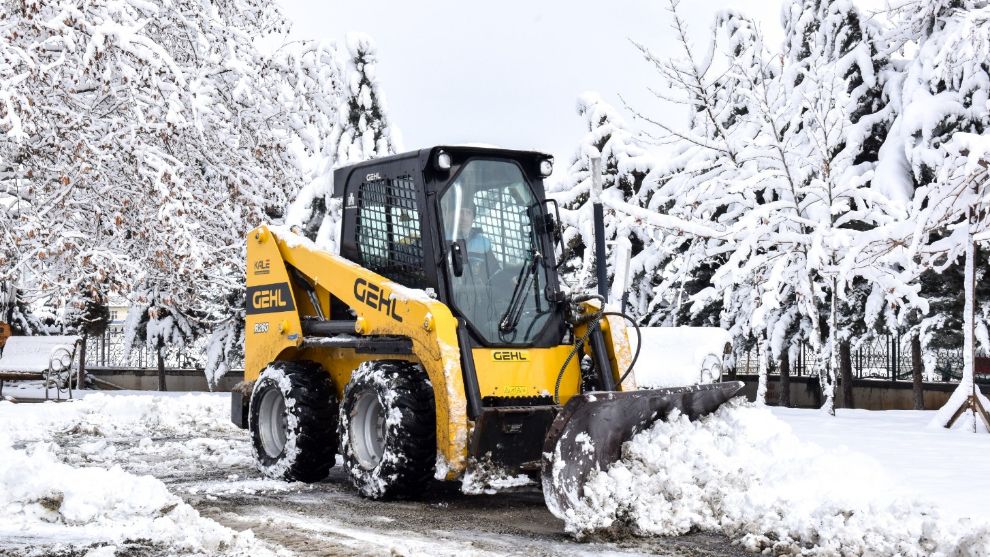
[354,278,403,322]
[253,288,288,310]
[492,351,529,362]
[246,283,295,315]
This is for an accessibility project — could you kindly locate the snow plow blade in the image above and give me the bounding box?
[541,381,745,520]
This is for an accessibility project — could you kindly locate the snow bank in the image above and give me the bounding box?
[0,394,277,555]
[566,400,990,555]
[0,392,238,445]
[0,433,261,553]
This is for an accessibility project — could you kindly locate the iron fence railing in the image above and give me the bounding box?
[736,334,985,383]
[83,327,208,370]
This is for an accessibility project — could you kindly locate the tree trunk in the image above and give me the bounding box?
[78,336,87,391]
[756,340,768,405]
[840,340,854,409]
[911,334,924,410]
[779,349,791,408]
[157,347,166,392]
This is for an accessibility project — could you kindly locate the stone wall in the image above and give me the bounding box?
[87,368,242,392]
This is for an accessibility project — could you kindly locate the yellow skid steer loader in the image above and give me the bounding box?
[231,146,743,518]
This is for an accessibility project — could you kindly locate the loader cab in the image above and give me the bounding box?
[335,146,566,349]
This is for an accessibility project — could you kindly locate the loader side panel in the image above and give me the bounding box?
[256,225,471,477]
[245,228,303,382]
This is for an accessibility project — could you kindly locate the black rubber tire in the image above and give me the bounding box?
[338,361,436,499]
[249,361,337,482]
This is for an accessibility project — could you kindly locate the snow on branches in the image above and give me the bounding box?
[0,1,392,381]
[554,0,990,420]
[285,32,401,254]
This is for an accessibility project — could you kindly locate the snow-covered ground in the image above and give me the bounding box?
[775,406,990,523]
[2,386,989,556]
[0,388,282,556]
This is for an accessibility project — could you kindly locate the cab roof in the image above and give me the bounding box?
[331,145,553,198]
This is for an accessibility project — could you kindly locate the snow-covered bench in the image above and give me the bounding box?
[0,335,82,401]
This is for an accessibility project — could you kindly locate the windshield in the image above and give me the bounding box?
[440,159,552,345]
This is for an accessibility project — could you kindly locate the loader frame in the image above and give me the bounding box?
[243,225,472,475]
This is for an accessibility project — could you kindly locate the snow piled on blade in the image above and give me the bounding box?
[566,400,990,555]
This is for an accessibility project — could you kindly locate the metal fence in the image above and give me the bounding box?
[79,327,979,384]
[83,327,207,370]
[736,334,979,383]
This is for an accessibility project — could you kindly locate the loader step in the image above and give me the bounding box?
[299,336,413,355]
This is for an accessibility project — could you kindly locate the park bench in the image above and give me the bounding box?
[0,335,82,401]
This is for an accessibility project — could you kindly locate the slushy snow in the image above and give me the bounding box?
[567,400,990,555]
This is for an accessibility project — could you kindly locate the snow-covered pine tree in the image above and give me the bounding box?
[836,0,990,427]
[871,0,990,430]
[276,41,345,243]
[286,33,401,253]
[551,92,649,296]
[203,288,244,391]
[889,0,990,374]
[0,281,47,335]
[123,285,195,391]
[63,280,110,338]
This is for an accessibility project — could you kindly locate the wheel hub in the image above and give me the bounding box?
[258,388,287,457]
[351,391,386,470]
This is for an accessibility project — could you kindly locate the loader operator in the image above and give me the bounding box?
[452,201,497,272]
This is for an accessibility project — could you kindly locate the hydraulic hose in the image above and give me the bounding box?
[551,298,643,403]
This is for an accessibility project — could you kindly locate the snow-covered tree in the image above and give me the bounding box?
[0,281,49,335]
[286,33,401,253]
[203,289,244,391]
[0,1,374,383]
[623,7,765,339]
[616,0,904,413]
[840,0,990,428]
[551,92,650,295]
[123,285,195,391]
[0,0,299,318]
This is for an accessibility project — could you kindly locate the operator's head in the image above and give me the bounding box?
[457,202,476,238]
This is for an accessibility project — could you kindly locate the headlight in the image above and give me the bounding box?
[539,158,553,177]
[436,150,452,170]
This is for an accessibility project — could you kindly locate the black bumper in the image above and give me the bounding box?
[231,391,248,429]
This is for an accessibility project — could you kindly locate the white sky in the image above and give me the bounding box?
[278,1,785,164]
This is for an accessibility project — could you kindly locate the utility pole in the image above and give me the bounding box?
[590,155,608,302]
